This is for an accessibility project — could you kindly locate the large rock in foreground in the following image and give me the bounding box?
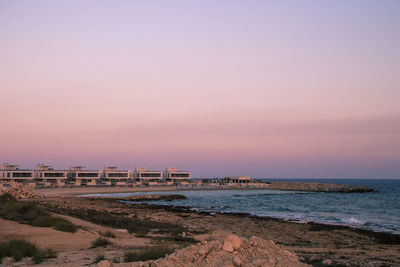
[267,182,375,193]
[131,235,308,267]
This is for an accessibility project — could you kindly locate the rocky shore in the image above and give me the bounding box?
[2,185,398,266]
[266,182,376,193]
[29,195,399,266]
[86,194,187,202]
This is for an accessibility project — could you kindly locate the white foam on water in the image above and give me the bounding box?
[341,217,365,225]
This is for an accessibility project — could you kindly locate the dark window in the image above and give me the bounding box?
[141,173,161,178]
[44,173,65,178]
[78,173,99,177]
[171,173,190,178]
[12,172,32,178]
[108,173,128,178]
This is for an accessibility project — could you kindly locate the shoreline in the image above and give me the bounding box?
[35,186,398,236]
[32,186,270,196]
[123,201,400,242]
[32,194,400,266]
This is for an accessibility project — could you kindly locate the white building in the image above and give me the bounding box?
[34,164,67,187]
[163,167,191,184]
[134,167,162,185]
[102,166,130,186]
[0,163,35,186]
[68,166,101,186]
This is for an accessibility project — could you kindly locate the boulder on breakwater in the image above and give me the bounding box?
[266,182,375,193]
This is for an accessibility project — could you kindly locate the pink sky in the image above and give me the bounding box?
[1,1,399,178]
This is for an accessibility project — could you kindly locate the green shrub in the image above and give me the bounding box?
[91,237,112,248]
[111,256,120,263]
[123,245,174,262]
[0,239,56,263]
[64,208,187,236]
[0,196,77,233]
[0,193,17,204]
[93,254,106,263]
[100,230,116,238]
[54,220,78,233]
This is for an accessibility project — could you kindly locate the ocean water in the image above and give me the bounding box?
[83,179,400,235]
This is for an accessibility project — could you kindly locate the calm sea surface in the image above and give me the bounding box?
[82,179,400,235]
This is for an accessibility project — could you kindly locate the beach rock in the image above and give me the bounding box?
[322,259,333,265]
[198,246,209,256]
[223,241,234,252]
[132,234,308,266]
[225,234,242,250]
[252,259,269,267]
[233,256,242,266]
[126,194,187,202]
[2,257,12,266]
[97,260,113,267]
[20,257,33,265]
[0,184,37,199]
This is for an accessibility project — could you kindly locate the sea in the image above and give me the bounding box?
[82,179,400,235]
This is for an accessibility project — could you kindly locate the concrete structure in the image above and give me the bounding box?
[223,176,251,186]
[34,164,67,187]
[102,166,130,186]
[0,163,35,186]
[134,167,162,185]
[68,166,101,186]
[163,167,191,185]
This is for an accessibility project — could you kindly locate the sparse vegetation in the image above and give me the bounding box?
[100,230,116,238]
[91,237,112,248]
[54,220,78,233]
[0,193,77,233]
[123,245,174,262]
[111,256,120,263]
[50,207,188,235]
[0,239,56,264]
[93,254,106,263]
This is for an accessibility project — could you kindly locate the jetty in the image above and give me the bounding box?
[266,182,375,193]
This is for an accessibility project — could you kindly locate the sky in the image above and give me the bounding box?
[1,1,399,178]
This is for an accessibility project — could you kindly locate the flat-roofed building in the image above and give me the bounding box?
[68,166,101,186]
[0,163,35,186]
[102,166,130,186]
[163,167,191,184]
[134,167,162,185]
[34,164,67,187]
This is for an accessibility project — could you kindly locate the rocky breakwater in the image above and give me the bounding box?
[88,194,187,202]
[125,194,187,202]
[266,182,375,193]
[124,234,307,267]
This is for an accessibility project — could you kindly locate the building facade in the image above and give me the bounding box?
[34,164,67,187]
[163,167,191,184]
[0,163,35,186]
[68,166,101,186]
[134,167,162,185]
[102,166,130,186]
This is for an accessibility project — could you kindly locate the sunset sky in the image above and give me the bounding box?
[1,1,399,178]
